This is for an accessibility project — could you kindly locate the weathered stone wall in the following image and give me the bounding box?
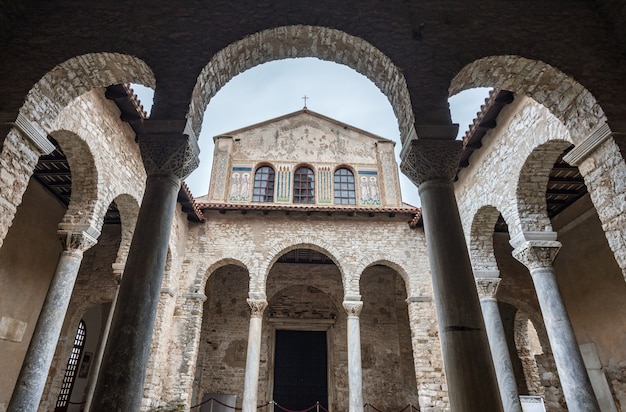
[455,94,626,409]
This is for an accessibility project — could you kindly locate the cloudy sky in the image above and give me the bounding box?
[133,58,489,206]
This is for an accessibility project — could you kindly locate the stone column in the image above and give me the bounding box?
[475,276,522,412]
[512,239,600,411]
[400,134,503,412]
[8,225,99,412]
[343,295,364,412]
[83,265,123,412]
[242,294,268,412]
[90,121,199,411]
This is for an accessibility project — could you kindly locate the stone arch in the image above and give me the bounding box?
[468,205,504,274]
[449,55,607,144]
[19,53,155,135]
[358,259,412,298]
[262,239,346,294]
[189,25,413,142]
[48,130,101,230]
[112,194,141,271]
[201,257,250,290]
[515,140,574,235]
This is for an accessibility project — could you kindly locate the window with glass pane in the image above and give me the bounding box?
[55,320,86,411]
[334,168,356,204]
[293,167,315,203]
[252,166,275,202]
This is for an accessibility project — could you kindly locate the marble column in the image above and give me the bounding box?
[91,122,199,411]
[475,276,522,412]
[512,239,600,412]
[242,294,268,412]
[343,296,364,412]
[8,225,99,412]
[400,134,503,412]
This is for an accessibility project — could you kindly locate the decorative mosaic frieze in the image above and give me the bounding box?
[358,170,381,205]
[318,166,332,204]
[276,166,291,202]
[228,166,252,202]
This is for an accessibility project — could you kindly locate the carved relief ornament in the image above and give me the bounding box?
[511,240,561,271]
[342,300,364,317]
[138,132,200,179]
[400,138,462,186]
[57,227,99,252]
[475,278,501,300]
[247,298,268,318]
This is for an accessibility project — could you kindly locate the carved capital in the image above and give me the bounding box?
[138,130,200,179]
[512,240,561,271]
[343,300,364,317]
[400,138,462,185]
[475,278,501,300]
[57,225,99,252]
[247,298,268,318]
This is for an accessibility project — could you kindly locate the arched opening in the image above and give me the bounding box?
[360,264,419,411]
[265,248,343,411]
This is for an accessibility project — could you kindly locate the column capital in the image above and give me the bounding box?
[405,295,432,304]
[512,240,561,270]
[400,137,462,186]
[475,277,501,300]
[247,298,268,318]
[57,224,99,252]
[138,120,200,179]
[343,300,363,317]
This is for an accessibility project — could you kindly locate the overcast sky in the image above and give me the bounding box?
[133,58,489,207]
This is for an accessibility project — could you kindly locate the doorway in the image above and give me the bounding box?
[273,330,328,410]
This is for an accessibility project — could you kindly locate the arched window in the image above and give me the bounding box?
[293,166,315,203]
[252,165,275,202]
[55,320,86,411]
[334,168,356,205]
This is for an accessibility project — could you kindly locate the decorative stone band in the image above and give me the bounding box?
[511,240,562,271]
[57,224,100,252]
[1,112,55,155]
[342,300,364,317]
[138,120,200,179]
[247,298,268,318]
[400,138,463,185]
[475,278,501,300]
[563,123,625,166]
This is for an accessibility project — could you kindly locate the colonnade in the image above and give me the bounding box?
[5,119,607,412]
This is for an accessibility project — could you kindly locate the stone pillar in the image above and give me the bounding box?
[400,133,503,412]
[0,115,55,250]
[242,294,268,412]
[83,265,123,412]
[406,296,447,410]
[475,276,522,412]
[8,225,99,412]
[90,121,199,411]
[343,295,364,412]
[512,239,600,411]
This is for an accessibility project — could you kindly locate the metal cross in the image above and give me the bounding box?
[302,95,309,109]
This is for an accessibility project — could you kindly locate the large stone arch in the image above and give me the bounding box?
[48,129,101,231]
[449,55,607,144]
[468,205,504,274]
[262,238,346,295]
[515,140,574,234]
[358,259,413,298]
[189,25,414,143]
[201,257,251,290]
[19,53,155,135]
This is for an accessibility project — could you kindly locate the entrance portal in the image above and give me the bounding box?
[273,330,328,410]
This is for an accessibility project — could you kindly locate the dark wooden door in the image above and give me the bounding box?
[273,330,328,410]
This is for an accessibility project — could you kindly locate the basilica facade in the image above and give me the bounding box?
[1,2,626,411]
